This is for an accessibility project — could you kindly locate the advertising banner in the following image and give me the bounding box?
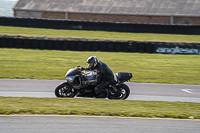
[156,45,200,55]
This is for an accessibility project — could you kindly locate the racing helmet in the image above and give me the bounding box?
[87,56,98,70]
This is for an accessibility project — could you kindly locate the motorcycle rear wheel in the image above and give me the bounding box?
[55,83,78,97]
[108,84,130,100]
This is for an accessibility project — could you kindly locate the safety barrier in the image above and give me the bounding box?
[0,17,200,35]
[0,36,200,54]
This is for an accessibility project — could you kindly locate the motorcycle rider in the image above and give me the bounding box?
[81,56,115,97]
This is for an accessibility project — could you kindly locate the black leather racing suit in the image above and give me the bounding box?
[83,61,114,94]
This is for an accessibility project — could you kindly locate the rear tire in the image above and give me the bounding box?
[55,83,78,98]
[108,84,130,100]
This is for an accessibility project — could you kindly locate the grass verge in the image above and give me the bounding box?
[0,97,199,119]
[0,26,200,43]
[0,48,200,84]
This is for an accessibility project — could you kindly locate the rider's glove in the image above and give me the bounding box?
[80,67,90,71]
[80,67,84,71]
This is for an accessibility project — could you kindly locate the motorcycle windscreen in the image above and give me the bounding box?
[65,68,81,77]
[84,71,97,80]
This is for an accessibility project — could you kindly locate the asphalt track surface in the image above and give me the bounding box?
[0,115,200,133]
[0,79,200,102]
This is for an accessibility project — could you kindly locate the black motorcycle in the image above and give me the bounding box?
[55,66,132,100]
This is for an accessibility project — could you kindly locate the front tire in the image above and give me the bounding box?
[108,84,130,100]
[55,83,78,97]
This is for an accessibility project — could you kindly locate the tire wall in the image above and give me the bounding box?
[0,36,200,55]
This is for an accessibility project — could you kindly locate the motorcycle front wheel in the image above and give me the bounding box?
[55,83,78,98]
[108,84,130,100]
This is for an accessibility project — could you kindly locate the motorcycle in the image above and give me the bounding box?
[55,66,133,100]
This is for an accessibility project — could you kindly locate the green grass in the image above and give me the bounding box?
[0,48,200,84]
[0,97,199,119]
[0,26,200,42]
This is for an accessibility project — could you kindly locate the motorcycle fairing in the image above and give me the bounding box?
[66,75,80,85]
[84,71,97,80]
